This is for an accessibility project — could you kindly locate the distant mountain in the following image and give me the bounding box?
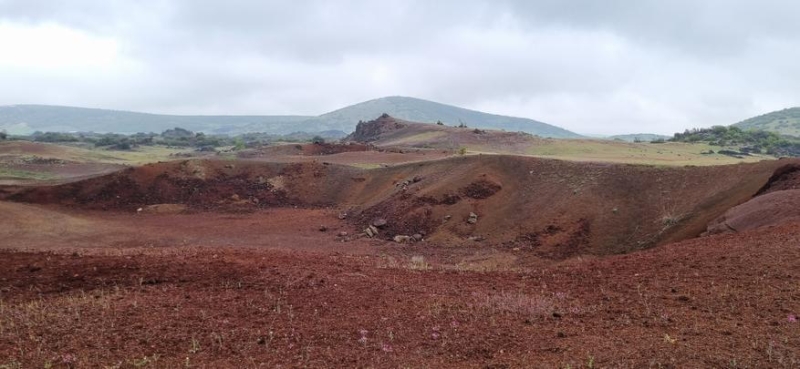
[291,96,580,138]
[0,97,579,138]
[733,107,800,136]
[0,104,312,135]
[608,133,671,142]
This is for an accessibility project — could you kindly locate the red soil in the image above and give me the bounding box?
[1,208,798,368]
[6,156,796,257]
[3,154,800,367]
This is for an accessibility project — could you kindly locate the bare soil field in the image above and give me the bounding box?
[2,137,800,367]
[0,205,798,368]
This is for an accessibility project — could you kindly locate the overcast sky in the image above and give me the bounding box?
[1,0,798,135]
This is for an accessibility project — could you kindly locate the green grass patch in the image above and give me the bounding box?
[0,168,57,180]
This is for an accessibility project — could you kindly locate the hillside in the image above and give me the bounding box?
[733,107,800,136]
[0,104,312,135]
[0,97,579,138]
[301,96,581,138]
[346,115,770,165]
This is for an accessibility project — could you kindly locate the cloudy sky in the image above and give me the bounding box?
[1,0,798,135]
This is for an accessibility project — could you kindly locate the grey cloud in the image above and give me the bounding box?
[0,0,798,134]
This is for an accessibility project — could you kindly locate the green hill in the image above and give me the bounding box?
[0,97,580,138]
[293,96,581,138]
[733,107,800,136]
[0,105,312,135]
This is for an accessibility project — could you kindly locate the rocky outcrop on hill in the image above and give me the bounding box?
[346,114,408,142]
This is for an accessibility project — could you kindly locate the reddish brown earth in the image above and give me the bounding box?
[239,142,452,167]
[2,155,800,367]
[346,114,543,153]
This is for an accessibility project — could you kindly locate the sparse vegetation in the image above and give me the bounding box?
[671,125,800,157]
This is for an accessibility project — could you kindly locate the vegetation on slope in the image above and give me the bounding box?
[12,127,345,152]
[733,107,800,136]
[671,125,800,157]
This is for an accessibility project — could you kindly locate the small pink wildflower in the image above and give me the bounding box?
[789,314,797,323]
[381,343,393,352]
[62,353,76,364]
[451,320,460,328]
[431,332,440,340]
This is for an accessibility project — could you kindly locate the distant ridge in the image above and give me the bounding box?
[0,96,580,138]
[733,107,800,136]
[300,96,581,138]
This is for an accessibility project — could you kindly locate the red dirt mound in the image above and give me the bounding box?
[6,155,796,257]
[345,114,544,152]
[239,142,374,158]
[755,162,800,195]
[6,159,364,211]
[705,189,800,235]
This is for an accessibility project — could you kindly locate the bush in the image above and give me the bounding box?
[0,131,6,140]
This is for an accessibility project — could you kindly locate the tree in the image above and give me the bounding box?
[0,130,7,140]
[436,120,444,126]
[312,136,325,145]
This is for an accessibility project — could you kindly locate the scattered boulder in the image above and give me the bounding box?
[443,215,452,222]
[412,233,423,241]
[467,212,478,224]
[318,225,328,232]
[365,224,380,238]
[338,231,349,237]
[393,235,412,243]
[372,218,387,228]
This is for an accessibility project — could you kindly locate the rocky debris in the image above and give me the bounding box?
[224,164,235,169]
[338,231,349,237]
[467,212,479,224]
[372,218,387,228]
[467,235,485,242]
[393,235,412,243]
[395,176,424,191]
[461,179,502,199]
[338,212,348,220]
[230,194,240,201]
[365,225,379,238]
[412,233,423,241]
[318,225,328,232]
[443,215,452,222]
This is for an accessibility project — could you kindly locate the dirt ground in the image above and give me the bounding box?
[1,146,800,367]
[0,202,798,368]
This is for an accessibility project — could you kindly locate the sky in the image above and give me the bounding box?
[0,0,799,135]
